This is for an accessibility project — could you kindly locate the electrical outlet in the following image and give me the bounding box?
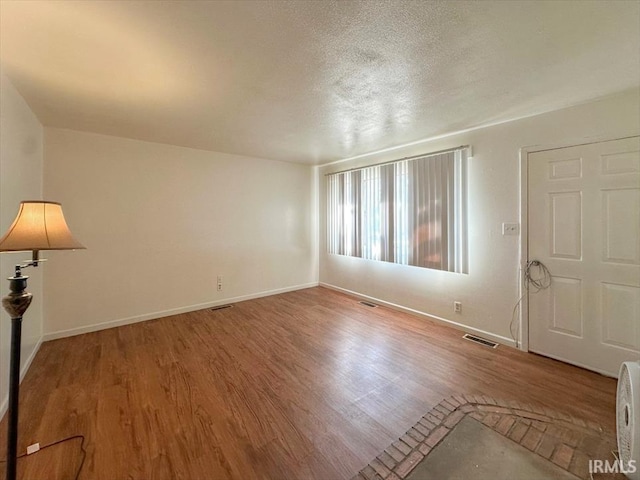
[454,301,462,313]
[502,222,520,236]
[217,275,222,291]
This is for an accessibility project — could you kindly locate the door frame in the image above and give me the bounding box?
[517,132,639,352]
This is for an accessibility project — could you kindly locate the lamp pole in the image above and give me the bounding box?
[2,269,33,480]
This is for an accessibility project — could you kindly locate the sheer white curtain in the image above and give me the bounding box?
[327,147,468,274]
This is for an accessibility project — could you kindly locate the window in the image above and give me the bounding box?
[327,147,468,273]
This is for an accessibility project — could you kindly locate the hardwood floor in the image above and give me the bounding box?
[1,287,616,479]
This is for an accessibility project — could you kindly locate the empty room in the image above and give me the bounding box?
[0,1,639,479]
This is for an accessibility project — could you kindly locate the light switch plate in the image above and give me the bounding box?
[502,223,520,236]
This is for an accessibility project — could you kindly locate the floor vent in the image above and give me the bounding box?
[210,304,234,311]
[463,333,499,348]
[359,301,378,308]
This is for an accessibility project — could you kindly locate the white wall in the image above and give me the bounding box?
[0,72,44,412]
[319,89,640,346]
[43,129,317,337]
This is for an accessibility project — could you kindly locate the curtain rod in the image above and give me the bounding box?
[324,145,470,177]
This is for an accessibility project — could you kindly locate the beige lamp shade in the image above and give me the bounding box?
[0,201,85,252]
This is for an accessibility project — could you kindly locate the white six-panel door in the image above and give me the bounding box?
[528,137,640,377]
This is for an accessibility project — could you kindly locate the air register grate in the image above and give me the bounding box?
[210,304,234,311]
[463,333,499,348]
[358,301,378,308]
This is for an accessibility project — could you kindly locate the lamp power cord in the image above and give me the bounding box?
[0,434,86,480]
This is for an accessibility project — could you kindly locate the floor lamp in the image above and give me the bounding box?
[0,201,84,480]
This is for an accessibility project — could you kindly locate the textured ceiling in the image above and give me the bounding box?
[1,0,638,165]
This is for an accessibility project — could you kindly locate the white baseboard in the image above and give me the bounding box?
[0,335,43,419]
[319,282,516,348]
[43,282,319,341]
